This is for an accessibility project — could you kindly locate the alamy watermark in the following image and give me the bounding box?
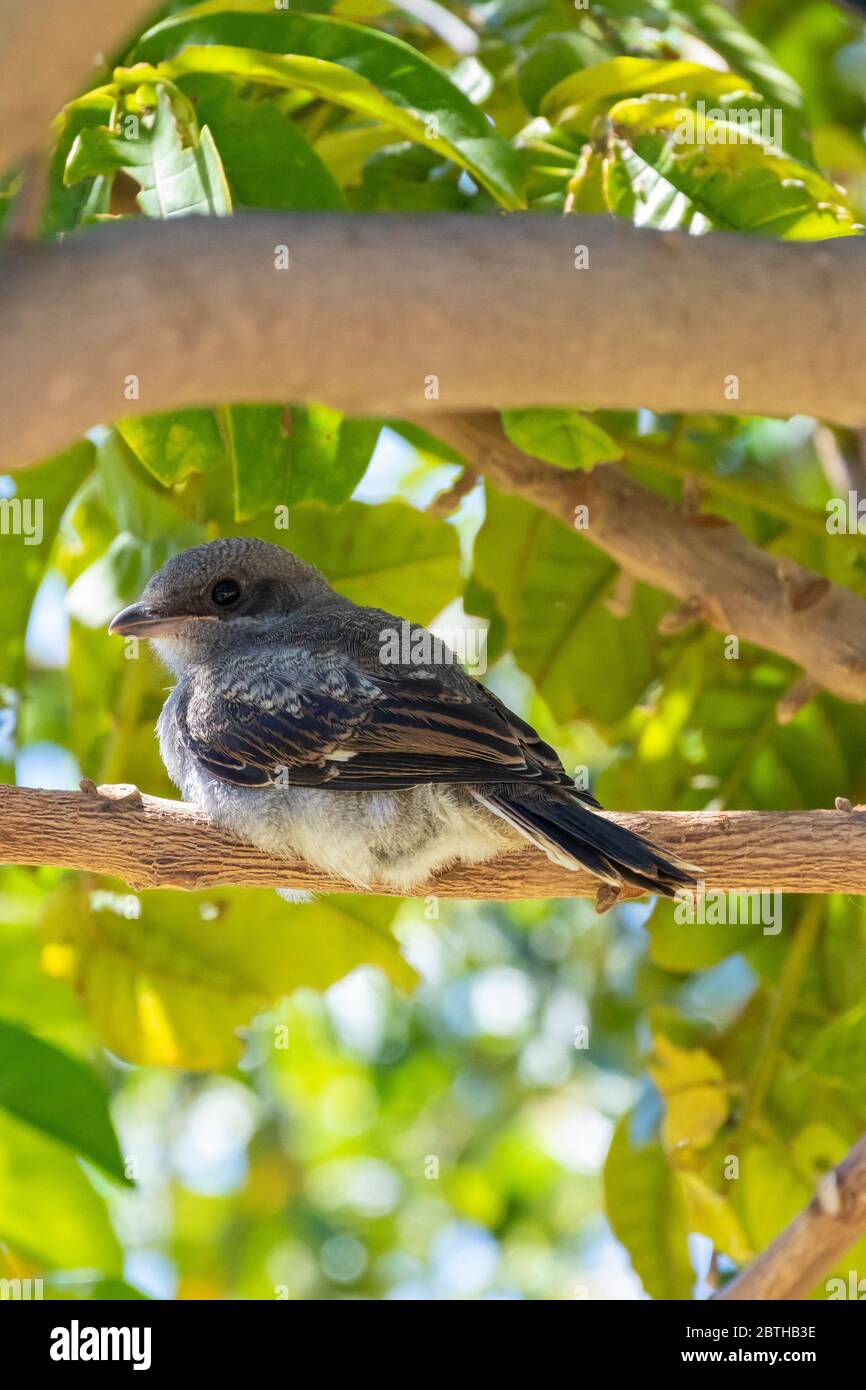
[674,881,782,935]
[1,1277,43,1300]
[379,620,488,675]
[673,100,783,152]
[50,1321,151,1371]
[826,1271,866,1299]
[0,496,43,545]
[827,492,866,534]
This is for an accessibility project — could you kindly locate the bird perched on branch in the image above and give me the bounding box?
[109,538,697,900]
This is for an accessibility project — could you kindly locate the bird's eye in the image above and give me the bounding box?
[211,578,241,608]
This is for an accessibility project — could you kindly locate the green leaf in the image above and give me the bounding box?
[223,405,290,521]
[678,1170,752,1263]
[43,91,116,235]
[179,72,347,210]
[0,1021,127,1183]
[542,57,751,131]
[0,440,95,778]
[0,884,91,1053]
[117,409,227,485]
[41,882,415,1069]
[806,1005,866,1085]
[794,1121,848,1175]
[676,0,809,160]
[65,433,203,627]
[598,637,849,815]
[130,8,525,207]
[350,141,475,211]
[473,489,666,725]
[821,895,866,1012]
[235,498,461,623]
[731,1140,811,1252]
[284,409,381,505]
[0,1110,121,1273]
[313,122,397,187]
[517,31,612,117]
[43,1276,150,1301]
[500,409,621,469]
[562,145,609,214]
[387,420,464,467]
[605,98,858,239]
[66,87,232,218]
[604,1111,694,1300]
[646,894,756,973]
[223,405,380,519]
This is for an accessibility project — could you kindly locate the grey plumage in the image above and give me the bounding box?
[109,537,698,897]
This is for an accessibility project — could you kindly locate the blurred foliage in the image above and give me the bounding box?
[2,0,866,1301]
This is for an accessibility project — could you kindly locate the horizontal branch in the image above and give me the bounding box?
[3,784,866,898]
[0,0,157,170]
[716,1132,866,1300]
[2,214,866,470]
[418,413,866,705]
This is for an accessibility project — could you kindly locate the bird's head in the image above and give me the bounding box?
[109,538,334,672]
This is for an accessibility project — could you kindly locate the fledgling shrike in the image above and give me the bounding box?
[109,538,696,897]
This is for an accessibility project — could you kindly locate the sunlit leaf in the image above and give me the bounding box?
[224,405,380,519]
[518,30,612,116]
[179,72,347,210]
[731,1139,811,1252]
[604,1111,694,1300]
[474,489,666,725]
[117,410,227,486]
[542,57,750,130]
[646,895,756,972]
[0,441,95,778]
[43,91,116,235]
[130,8,525,207]
[66,87,232,218]
[501,409,621,469]
[0,1110,121,1273]
[648,1033,729,1150]
[41,882,415,1069]
[605,97,859,238]
[234,498,461,622]
[678,1169,752,1263]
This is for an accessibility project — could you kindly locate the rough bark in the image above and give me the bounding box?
[0,0,157,169]
[2,214,866,471]
[1,784,864,898]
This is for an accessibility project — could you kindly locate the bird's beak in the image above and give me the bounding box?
[108,603,216,638]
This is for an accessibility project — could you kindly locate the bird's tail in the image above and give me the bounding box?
[473,789,699,898]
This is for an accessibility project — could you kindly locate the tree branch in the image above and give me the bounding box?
[3,784,866,897]
[414,412,866,705]
[2,214,866,471]
[0,0,157,171]
[716,1132,866,1299]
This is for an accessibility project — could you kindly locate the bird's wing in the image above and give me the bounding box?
[177,651,564,791]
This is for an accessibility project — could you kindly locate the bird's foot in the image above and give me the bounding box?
[80,778,143,808]
[835,796,866,812]
[594,882,624,915]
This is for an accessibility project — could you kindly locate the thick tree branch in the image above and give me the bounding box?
[2,214,866,471]
[2,784,866,897]
[0,0,157,171]
[716,1132,866,1299]
[415,412,866,705]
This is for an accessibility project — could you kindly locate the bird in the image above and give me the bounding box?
[109,537,698,900]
